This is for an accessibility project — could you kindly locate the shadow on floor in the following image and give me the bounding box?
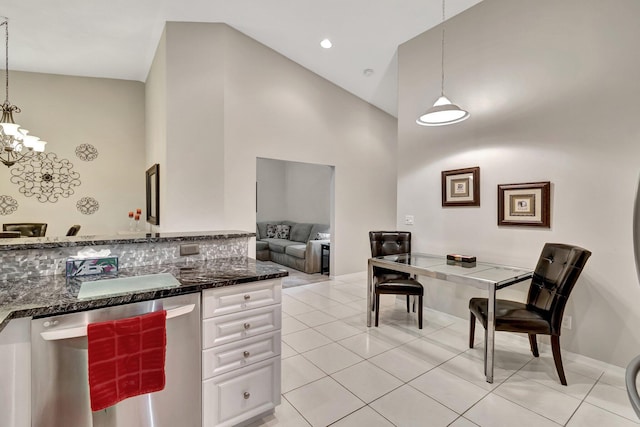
[258,261,329,288]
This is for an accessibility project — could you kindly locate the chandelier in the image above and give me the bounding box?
[0,17,46,167]
[416,0,469,126]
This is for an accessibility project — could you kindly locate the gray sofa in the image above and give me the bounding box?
[256,221,330,273]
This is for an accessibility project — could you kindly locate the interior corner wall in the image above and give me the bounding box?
[256,158,287,222]
[397,0,640,367]
[0,71,145,236]
[147,22,226,232]
[222,26,397,275]
[145,28,168,234]
[257,158,332,225]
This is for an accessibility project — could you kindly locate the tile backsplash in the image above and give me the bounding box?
[0,237,249,281]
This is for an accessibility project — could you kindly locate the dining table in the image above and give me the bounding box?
[367,253,533,383]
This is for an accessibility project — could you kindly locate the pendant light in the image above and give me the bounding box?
[416,0,469,127]
[0,17,47,167]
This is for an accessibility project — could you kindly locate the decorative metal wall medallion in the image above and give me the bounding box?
[10,153,81,203]
[75,144,99,161]
[77,197,99,215]
[0,195,18,215]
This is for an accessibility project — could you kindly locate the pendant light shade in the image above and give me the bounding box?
[416,95,469,126]
[416,0,469,127]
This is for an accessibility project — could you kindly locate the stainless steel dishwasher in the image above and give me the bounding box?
[31,292,201,427]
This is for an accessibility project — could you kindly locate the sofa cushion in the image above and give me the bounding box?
[256,240,269,251]
[258,221,283,240]
[285,244,307,259]
[290,223,313,243]
[276,224,291,239]
[262,238,298,254]
[266,224,278,238]
[308,224,330,242]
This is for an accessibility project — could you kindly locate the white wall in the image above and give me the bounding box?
[147,23,398,275]
[257,158,332,225]
[398,0,640,367]
[256,158,287,222]
[0,71,145,236]
[224,27,397,274]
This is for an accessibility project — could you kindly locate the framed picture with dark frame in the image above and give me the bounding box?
[442,166,480,207]
[498,181,550,227]
[145,164,160,225]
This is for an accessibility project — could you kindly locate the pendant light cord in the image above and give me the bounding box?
[440,0,445,97]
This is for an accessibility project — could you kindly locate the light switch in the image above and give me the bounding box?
[404,215,414,225]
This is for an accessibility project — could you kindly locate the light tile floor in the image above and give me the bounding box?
[248,271,639,426]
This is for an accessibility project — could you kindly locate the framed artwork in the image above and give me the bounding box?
[498,181,550,227]
[145,164,160,225]
[442,166,480,207]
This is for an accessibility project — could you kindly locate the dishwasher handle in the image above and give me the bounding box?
[39,304,196,341]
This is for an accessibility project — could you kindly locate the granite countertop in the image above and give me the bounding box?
[0,230,255,251]
[0,257,287,333]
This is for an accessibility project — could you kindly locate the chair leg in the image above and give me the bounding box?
[528,334,539,357]
[375,293,380,327]
[418,295,423,329]
[406,295,410,313]
[551,335,567,385]
[469,313,476,349]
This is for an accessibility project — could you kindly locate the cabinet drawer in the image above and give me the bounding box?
[203,331,281,380]
[203,305,281,348]
[203,279,282,319]
[203,357,281,427]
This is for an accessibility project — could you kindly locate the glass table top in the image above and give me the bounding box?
[372,253,533,287]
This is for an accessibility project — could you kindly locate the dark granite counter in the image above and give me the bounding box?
[0,230,255,251]
[0,257,287,333]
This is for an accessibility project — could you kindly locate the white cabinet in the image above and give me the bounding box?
[202,279,282,427]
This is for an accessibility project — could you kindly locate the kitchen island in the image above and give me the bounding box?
[0,230,287,427]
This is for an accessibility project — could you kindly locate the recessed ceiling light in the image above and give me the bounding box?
[363,68,374,77]
[320,39,332,49]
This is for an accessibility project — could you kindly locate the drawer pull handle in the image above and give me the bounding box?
[243,392,250,399]
[244,323,251,330]
[244,294,251,300]
[243,351,250,358]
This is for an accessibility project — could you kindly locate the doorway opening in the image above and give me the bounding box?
[256,157,335,284]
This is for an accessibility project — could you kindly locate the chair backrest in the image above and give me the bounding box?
[369,231,412,257]
[2,223,48,237]
[66,225,81,236]
[527,243,592,335]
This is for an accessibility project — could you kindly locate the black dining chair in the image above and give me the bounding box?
[66,225,81,236]
[369,231,423,329]
[468,243,591,385]
[3,223,48,237]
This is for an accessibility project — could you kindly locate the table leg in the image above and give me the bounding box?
[367,260,373,327]
[485,284,496,383]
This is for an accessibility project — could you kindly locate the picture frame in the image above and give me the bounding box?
[145,164,160,225]
[498,181,550,227]
[441,166,480,207]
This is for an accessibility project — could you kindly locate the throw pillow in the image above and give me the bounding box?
[276,224,291,239]
[314,232,330,240]
[266,224,277,238]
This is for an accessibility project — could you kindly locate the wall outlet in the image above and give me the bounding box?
[561,315,572,330]
[404,215,414,225]
[180,244,200,256]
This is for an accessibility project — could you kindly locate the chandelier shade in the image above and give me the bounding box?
[0,17,47,167]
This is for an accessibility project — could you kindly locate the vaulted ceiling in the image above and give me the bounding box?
[2,0,482,116]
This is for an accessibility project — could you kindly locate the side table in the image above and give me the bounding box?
[321,243,330,275]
